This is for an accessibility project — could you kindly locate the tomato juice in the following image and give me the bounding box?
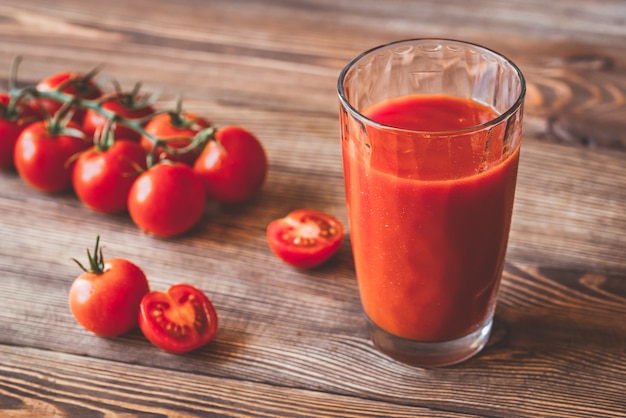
[342,94,520,342]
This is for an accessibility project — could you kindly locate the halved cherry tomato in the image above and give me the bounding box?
[138,283,218,354]
[267,209,345,269]
[69,236,150,337]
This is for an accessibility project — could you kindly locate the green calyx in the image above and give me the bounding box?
[166,96,201,129]
[44,99,85,138]
[72,64,103,96]
[92,117,117,152]
[72,235,106,274]
[0,96,21,121]
[110,80,156,111]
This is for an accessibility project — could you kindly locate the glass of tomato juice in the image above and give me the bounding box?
[338,39,525,367]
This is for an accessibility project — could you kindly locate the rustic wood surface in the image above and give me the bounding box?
[1,0,625,417]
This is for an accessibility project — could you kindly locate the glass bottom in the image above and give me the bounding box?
[368,315,493,368]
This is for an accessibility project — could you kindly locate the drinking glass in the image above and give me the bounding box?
[338,39,525,367]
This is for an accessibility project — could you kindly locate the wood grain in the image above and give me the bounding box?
[1,347,469,417]
[0,0,625,416]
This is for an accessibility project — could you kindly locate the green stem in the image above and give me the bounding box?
[10,79,217,166]
[72,235,106,274]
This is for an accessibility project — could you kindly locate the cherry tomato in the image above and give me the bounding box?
[138,283,218,354]
[83,91,155,142]
[267,209,345,269]
[141,111,211,166]
[72,139,147,213]
[193,126,268,204]
[69,236,150,337]
[36,71,102,122]
[127,162,206,237]
[13,120,91,192]
[0,93,41,170]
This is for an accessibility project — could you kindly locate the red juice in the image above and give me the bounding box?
[342,94,520,342]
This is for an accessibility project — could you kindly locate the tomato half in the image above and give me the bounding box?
[193,125,268,204]
[267,209,345,269]
[138,283,218,354]
[127,162,206,237]
[72,139,147,213]
[69,236,150,337]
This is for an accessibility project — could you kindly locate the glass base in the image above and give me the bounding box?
[368,316,493,368]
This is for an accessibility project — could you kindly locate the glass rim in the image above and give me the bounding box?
[337,38,527,135]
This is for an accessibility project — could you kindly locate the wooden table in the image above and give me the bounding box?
[1,1,625,416]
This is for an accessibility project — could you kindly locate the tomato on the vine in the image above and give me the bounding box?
[0,93,41,170]
[83,88,155,142]
[127,162,206,237]
[193,126,268,204]
[139,283,218,354]
[141,111,211,166]
[72,138,147,213]
[69,236,150,337]
[267,209,345,269]
[36,71,102,123]
[13,119,91,192]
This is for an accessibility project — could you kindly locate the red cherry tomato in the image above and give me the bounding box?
[138,283,218,354]
[13,120,91,192]
[193,126,268,204]
[72,139,147,213]
[127,162,206,237]
[69,236,150,337]
[0,93,41,170]
[83,92,155,142]
[267,209,345,269]
[36,71,102,122]
[141,111,211,166]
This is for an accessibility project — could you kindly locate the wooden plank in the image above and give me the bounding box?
[0,346,470,417]
[510,139,626,271]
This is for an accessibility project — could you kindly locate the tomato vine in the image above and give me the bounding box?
[4,56,269,234]
[7,56,218,167]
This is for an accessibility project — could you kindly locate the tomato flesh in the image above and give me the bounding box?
[267,209,345,269]
[139,284,218,354]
